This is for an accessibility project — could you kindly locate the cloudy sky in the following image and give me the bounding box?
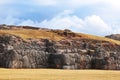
[0,0,120,36]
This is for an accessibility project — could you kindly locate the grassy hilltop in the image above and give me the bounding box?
[0,28,120,45]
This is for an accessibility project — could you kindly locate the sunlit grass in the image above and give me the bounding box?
[0,29,64,41]
[78,33,120,45]
[0,69,119,80]
[0,29,120,45]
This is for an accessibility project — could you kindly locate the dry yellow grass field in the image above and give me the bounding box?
[0,29,120,45]
[78,33,120,45]
[0,69,119,80]
[0,29,64,41]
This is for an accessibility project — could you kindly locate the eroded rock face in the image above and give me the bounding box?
[0,34,120,70]
[105,34,120,41]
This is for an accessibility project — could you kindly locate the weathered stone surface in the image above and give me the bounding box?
[0,34,119,70]
[105,34,120,41]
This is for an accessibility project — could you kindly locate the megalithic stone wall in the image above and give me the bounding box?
[0,34,49,68]
[0,34,120,70]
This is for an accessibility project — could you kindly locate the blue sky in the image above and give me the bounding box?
[0,0,120,36]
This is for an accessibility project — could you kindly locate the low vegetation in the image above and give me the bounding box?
[0,29,120,44]
[0,69,119,80]
[0,29,64,41]
[78,33,120,45]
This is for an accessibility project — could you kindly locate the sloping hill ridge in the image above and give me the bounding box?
[0,24,120,70]
[105,34,120,41]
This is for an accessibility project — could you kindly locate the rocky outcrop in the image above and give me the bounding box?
[0,34,48,68]
[0,34,120,70]
[105,34,120,41]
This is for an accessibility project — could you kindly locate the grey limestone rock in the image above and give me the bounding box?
[0,34,119,70]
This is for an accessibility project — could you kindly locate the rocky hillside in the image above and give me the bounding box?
[0,24,120,70]
[105,34,120,41]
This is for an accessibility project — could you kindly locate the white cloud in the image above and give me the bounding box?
[17,10,115,36]
[18,10,84,30]
[84,15,112,35]
[113,29,120,34]
[1,10,120,36]
[18,19,37,26]
[68,0,103,7]
[69,0,120,9]
[104,0,120,9]
[31,0,57,6]
[38,10,112,36]
[30,0,101,7]
[39,10,84,30]
[30,0,120,9]
[0,0,120,36]
[93,0,120,29]
[0,16,20,25]
[23,0,102,7]
[0,0,120,8]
